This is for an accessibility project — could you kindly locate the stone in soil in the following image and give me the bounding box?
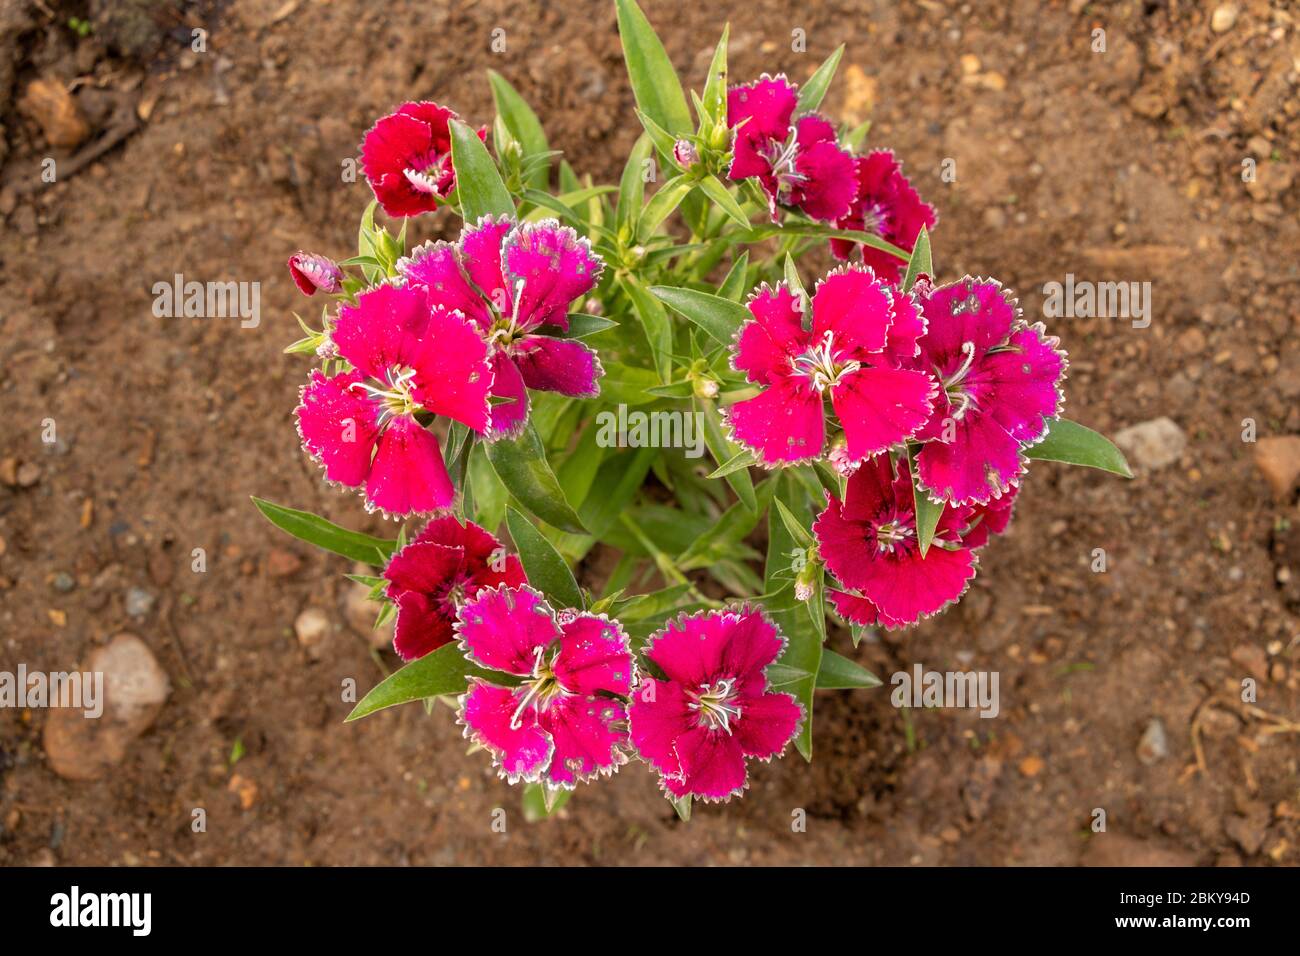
[43,633,171,781]
[1136,718,1168,765]
[1252,436,1300,500]
[1113,416,1186,471]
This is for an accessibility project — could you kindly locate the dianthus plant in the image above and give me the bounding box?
[256,0,1131,819]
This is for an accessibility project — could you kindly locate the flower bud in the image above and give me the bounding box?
[287,252,342,296]
[673,138,699,168]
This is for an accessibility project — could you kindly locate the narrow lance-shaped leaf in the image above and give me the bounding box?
[1026,418,1133,478]
[485,422,587,534]
[449,118,515,222]
[251,497,396,566]
[795,44,845,114]
[487,69,550,189]
[815,648,882,690]
[345,644,519,722]
[906,446,944,558]
[615,0,693,136]
[622,274,674,383]
[901,226,932,293]
[506,506,584,610]
[651,285,750,347]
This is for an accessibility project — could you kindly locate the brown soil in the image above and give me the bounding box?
[1,0,1298,866]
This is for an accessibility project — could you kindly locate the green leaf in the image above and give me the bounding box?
[906,447,944,558]
[706,447,756,479]
[522,782,572,820]
[651,285,750,347]
[901,226,932,293]
[616,0,694,137]
[610,582,693,621]
[485,423,587,534]
[506,506,584,610]
[346,644,517,721]
[699,24,730,125]
[1026,418,1133,477]
[545,313,618,339]
[487,69,550,189]
[623,274,674,382]
[449,118,514,222]
[773,497,814,549]
[617,134,653,235]
[671,793,692,821]
[696,175,750,229]
[796,44,845,114]
[815,649,882,690]
[633,108,681,165]
[251,497,396,566]
[717,251,751,301]
[638,174,694,241]
[698,398,756,513]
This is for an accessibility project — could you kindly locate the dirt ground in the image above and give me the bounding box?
[1,0,1298,866]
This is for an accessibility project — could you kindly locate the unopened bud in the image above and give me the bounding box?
[673,139,699,168]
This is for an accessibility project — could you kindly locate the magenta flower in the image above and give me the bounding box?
[382,516,527,661]
[907,277,1067,506]
[287,252,342,296]
[360,101,483,218]
[727,74,856,223]
[628,606,802,802]
[831,150,937,285]
[294,282,493,517]
[400,216,604,439]
[814,454,978,629]
[724,266,937,468]
[456,585,635,790]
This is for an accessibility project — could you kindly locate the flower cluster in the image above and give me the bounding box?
[453,588,800,800]
[726,73,935,274]
[265,6,1124,820]
[291,210,605,517]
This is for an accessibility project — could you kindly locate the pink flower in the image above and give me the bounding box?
[727,74,856,223]
[628,606,802,802]
[456,585,635,790]
[382,516,527,661]
[831,150,937,284]
[814,454,977,629]
[400,217,604,439]
[724,266,937,467]
[287,252,342,296]
[359,101,484,218]
[294,282,493,517]
[908,277,1067,506]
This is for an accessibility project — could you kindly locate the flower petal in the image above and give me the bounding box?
[538,695,629,789]
[727,74,798,181]
[734,690,801,760]
[333,283,430,378]
[407,305,494,433]
[510,334,603,398]
[668,726,748,801]
[826,588,880,626]
[967,323,1066,445]
[502,220,602,331]
[460,679,552,783]
[485,349,530,440]
[724,379,825,466]
[295,369,381,489]
[400,241,492,328]
[360,112,439,217]
[627,678,693,777]
[915,410,1024,506]
[917,277,1017,375]
[732,284,809,386]
[790,137,856,222]
[811,266,894,357]
[457,216,513,314]
[553,613,634,696]
[364,416,455,516]
[456,584,560,676]
[830,365,936,461]
[383,539,464,599]
[858,540,976,627]
[392,590,456,661]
